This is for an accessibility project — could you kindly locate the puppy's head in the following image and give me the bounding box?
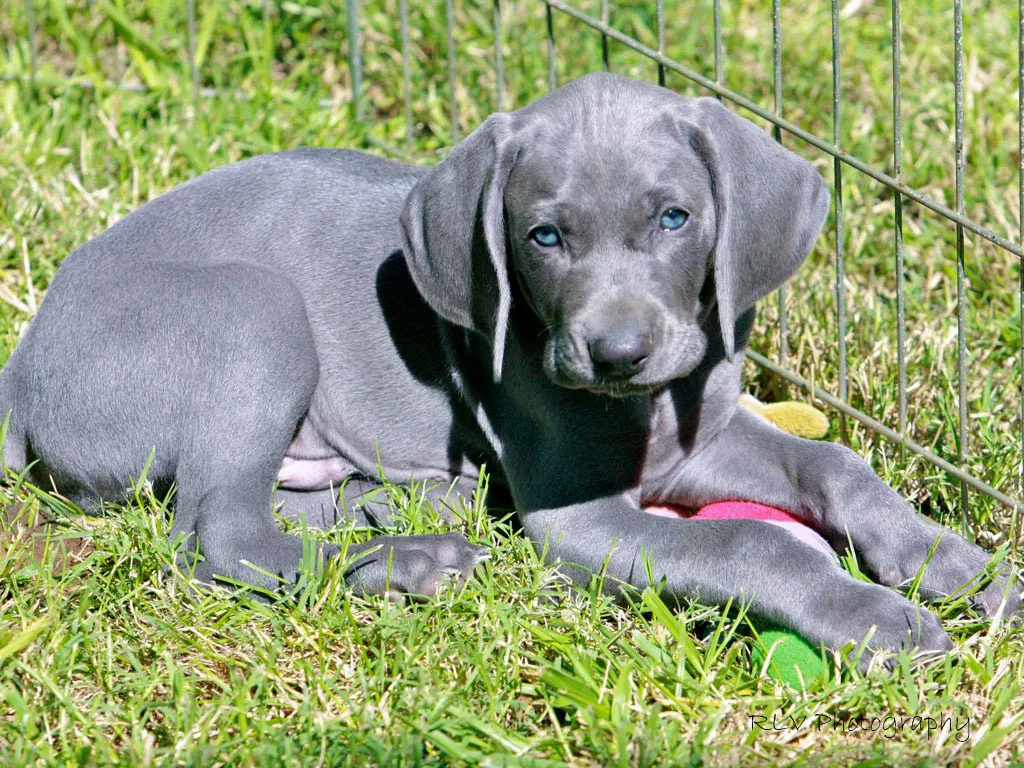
[401,73,829,395]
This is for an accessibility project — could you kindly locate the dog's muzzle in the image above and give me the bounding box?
[586,320,654,380]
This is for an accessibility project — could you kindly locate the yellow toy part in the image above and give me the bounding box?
[739,393,830,440]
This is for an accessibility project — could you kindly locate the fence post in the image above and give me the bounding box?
[656,0,665,86]
[601,0,610,71]
[400,0,413,151]
[546,2,557,91]
[713,0,722,101]
[890,0,908,470]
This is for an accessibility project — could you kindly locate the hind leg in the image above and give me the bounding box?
[5,254,485,596]
[174,413,490,597]
[183,477,489,597]
[160,266,486,596]
[270,476,491,595]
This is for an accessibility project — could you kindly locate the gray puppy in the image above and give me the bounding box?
[1,74,1018,657]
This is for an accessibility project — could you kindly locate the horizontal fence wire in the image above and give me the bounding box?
[747,350,1024,515]
[542,0,1023,517]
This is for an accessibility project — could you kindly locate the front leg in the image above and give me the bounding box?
[520,496,951,661]
[658,405,1022,617]
[498,402,949,661]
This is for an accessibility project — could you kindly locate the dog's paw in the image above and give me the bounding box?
[862,524,1022,619]
[345,532,490,598]
[823,583,952,671]
[968,571,1023,618]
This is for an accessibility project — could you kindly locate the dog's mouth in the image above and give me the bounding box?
[568,368,691,398]
[546,350,701,398]
[584,379,669,398]
[544,323,708,397]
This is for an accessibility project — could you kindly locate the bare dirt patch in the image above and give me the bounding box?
[1,501,95,574]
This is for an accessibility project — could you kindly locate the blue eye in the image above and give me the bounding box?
[659,208,689,231]
[530,225,562,248]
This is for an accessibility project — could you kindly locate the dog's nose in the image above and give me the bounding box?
[589,329,653,379]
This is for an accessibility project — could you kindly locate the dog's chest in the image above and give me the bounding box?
[639,385,735,503]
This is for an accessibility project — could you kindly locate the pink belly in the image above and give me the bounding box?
[277,455,354,490]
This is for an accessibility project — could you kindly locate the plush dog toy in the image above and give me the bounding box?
[696,500,834,687]
[738,393,829,440]
[644,394,834,688]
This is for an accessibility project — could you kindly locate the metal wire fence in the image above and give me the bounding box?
[7,0,1024,527]
[541,1,1024,529]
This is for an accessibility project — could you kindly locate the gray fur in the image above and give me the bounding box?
[2,74,1018,658]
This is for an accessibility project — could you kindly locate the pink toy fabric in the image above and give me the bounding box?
[643,501,838,562]
[691,500,801,523]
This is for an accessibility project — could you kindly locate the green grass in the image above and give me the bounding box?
[1,0,1023,765]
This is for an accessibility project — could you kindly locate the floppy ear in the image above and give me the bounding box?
[400,113,518,382]
[683,97,830,360]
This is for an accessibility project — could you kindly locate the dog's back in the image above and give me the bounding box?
[0,148,430,504]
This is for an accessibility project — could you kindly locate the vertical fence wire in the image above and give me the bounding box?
[891,0,908,454]
[1019,0,1024,542]
[601,0,610,71]
[186,0,198,111]
[26,0,37,89]
[346,0,363,119]
[262,0,272,86]
[447,0,459,142]
[116,2,127,84]
[494,0,504,111]
[772,0,788,387]
[400,0,413,151]
[771,2,783,156]
[546,2,557,91]
[832,0,847,443]
[657,0,665,87]
[713,0,722,100]
[954,0,970,533]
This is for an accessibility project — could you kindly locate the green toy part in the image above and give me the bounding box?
[751,624,830,688]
